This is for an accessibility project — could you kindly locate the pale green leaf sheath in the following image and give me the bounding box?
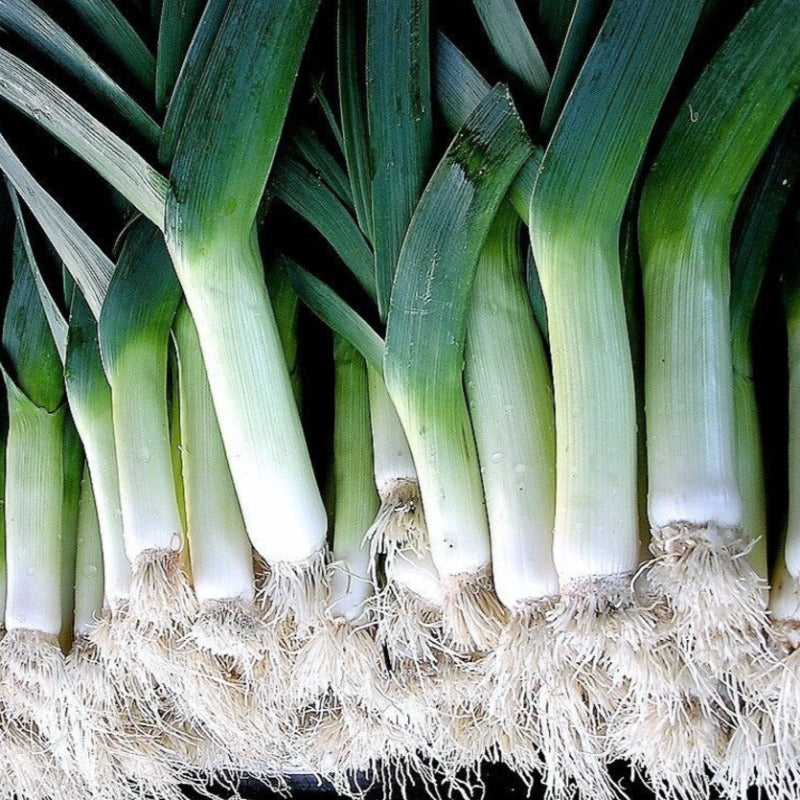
[65,294,132,612]
[465,204,559,771]
[640,0,800,688]
[59,416,84,652]
[98,219,194,635]
[165,0,329,629]
[385,86,530,651]
[73,468,105,640]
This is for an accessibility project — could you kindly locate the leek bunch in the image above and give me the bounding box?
[0,1,798,799]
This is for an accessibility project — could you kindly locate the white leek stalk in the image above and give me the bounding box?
[465,204,558,777]
[0,228,73,797]
[641,0,800,685]
[164,0,328,630]
[384,86,530,651]
[172,300,290,775]
[2,377,64,637]
[98,220,191,627]
[530,3,705,795]
[173,302,256,613]
[0,379,77,800]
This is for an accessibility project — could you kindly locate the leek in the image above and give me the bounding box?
[465,203,557,773]
[384,85,530,649]
[640,0,800,684]
[164,0,328,631]
[0,204,75,800]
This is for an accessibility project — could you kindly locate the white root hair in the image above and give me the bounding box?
[440,564,507,653]
[646,525,773,679]
[294,617,388,708]
[373,579,444,668]
[188,597,273,668]
[482,599,557,778]
[365,478,427,569]
[255,545,329,636]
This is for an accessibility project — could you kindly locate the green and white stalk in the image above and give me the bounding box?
[172,299,297,775]
[273,152,439,642]
[164,0,328,633]
[59,416,84,652]
[173,301,261,652]
[640,0,800,682]
[384,86,529,651]
[0,218,77,800]
[531,0,701,591]
[326,339,380,629]
[466,204,557,610]
[2,378,65,638]
[464,203,558,772]
[529,2,704,795]
[98,219,190,626]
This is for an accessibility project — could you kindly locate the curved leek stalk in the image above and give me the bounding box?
[384,86,530,650]
[164,1,328,625]
[641,0,800,682]
[464,202,558,775]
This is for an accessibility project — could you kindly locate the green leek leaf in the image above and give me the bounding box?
[540,0,604,135]
[285,256,385,373]
[0,50,168,225]
[0,0,159,145]
[272,155,376,301]
[63,0,156,93]
[367,0,431,320]
[98,218,181,379]
[472,0,549,97]
[155,0,205,112]
[0,133,116,318]
[338,0,373,241]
